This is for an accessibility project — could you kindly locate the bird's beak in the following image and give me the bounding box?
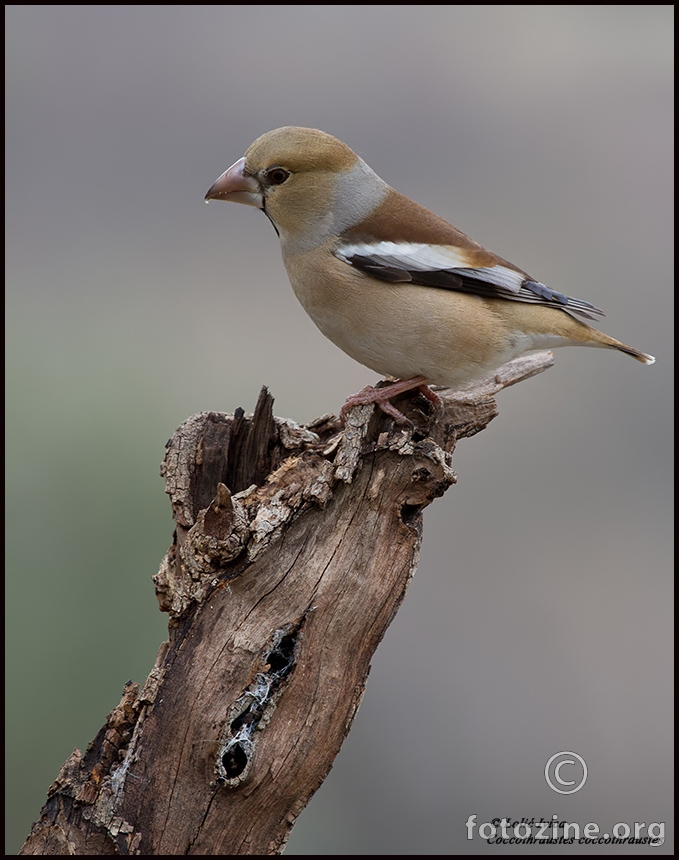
[204,157,263,207]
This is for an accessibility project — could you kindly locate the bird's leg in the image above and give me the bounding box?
[340,376,439,426]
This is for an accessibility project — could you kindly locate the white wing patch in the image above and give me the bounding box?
[454,265,527,293]
[336,241,525,292]
[337,241,474,271]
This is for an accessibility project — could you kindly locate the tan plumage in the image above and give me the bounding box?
[206,127,654,421]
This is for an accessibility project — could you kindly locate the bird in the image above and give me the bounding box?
[205,127,654,424]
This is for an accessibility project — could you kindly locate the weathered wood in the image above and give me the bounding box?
[20,352,554,856]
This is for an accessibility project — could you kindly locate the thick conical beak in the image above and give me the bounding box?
[204,157,263,207]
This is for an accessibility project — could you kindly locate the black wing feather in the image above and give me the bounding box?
[346,254,604,321]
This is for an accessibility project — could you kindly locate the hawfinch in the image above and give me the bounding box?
[206,127,654,423]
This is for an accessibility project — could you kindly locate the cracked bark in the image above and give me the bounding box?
[19,352,554,856]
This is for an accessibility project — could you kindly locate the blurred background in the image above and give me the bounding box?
[5,6,673,855]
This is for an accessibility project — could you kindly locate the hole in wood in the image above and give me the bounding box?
[215,623,303,785]
[400,503,423,527]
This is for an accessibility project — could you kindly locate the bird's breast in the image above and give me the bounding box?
[280,243,535,387]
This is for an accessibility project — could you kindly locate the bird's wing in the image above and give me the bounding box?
[335,241,604,321]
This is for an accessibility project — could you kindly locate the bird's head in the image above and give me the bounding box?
[205,127,389,251]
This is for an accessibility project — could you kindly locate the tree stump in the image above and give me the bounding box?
[19,352,553,856]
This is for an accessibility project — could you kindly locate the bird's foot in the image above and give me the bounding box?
[340,377,440,426]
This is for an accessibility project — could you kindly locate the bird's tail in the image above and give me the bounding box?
[503,304,656,365]
[610,340,656,365]
[572,321,655,364]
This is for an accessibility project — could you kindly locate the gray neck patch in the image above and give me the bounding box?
[278,158,390,254]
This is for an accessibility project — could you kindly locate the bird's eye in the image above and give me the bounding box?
[266,167,290,186]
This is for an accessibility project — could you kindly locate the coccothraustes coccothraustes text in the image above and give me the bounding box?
[206,127,654,423]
